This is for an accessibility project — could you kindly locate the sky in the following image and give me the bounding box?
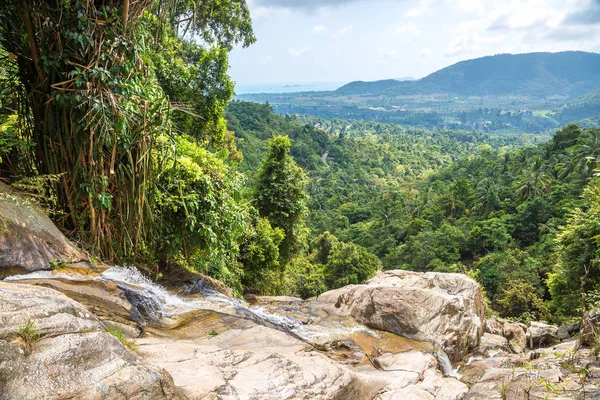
[228,0,600,87]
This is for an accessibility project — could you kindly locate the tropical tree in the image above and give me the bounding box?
[516,156,551,199]
[548,177,600,317]
[254,136,309,265]
[574,129,600,179]
[475,178,500,214]
[0,0,254,260]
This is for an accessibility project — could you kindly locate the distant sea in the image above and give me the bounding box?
[234,82,344,95]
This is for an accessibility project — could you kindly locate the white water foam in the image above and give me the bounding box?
[3,270,88,281]
[3,265,379,342]
[436,349,462,379]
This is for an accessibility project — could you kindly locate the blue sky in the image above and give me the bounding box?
[228,0,600,86]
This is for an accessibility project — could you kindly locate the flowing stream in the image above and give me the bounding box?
[4,266,372,343]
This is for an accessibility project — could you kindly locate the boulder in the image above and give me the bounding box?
[527,321,559,348]
[503,321,527,353]
[485,316,504,336]
[557,324,571,340]
[581,311,600,346]
[317,270,486,362]
[374,368,468,400]
[0,282,183,400]
[485,316,527,353]
[475,333,509,357]
[373,350,437,375]
[0,182,87,278]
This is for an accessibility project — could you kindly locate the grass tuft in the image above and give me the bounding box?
[16,320,41,354]
[106,325,137,352]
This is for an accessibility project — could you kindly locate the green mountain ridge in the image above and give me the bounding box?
[335,51,600,98]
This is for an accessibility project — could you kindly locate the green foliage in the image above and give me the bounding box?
[0,0,254,265]
[324,241,381,289]
[105,325,137,352]
[283,257,327,299]
[15,320,41,354]
[548,177,600,317]
[240,214,284,295]
[495,280,550,323]
[154,135,247,292]
[16,320,41,344]
[254,135,309,265]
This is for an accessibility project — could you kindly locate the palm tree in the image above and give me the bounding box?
[509,149,529,175]
[516,156,551,199]
[475,178,500,214]
[574,129,600,179]
[554,152,575,181]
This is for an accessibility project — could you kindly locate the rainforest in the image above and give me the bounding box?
[2,0,600,399]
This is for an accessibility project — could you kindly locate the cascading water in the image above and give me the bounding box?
[3,266,328,340]
[435,348,462,379]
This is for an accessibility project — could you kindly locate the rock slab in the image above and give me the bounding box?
[0,182,87,278]
[0,282,183,400]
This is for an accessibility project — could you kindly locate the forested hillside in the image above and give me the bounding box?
[227,101,600,323]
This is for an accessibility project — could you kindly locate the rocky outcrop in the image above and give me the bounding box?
[475,333,509,357]
[318,270,486,362]
[581,310,600,346]
[0,282,184,400]
[557,324,571,340]
[527,321,559,349]
[0,182,87,278]
[463,341,600,399]
[485,316,527,353]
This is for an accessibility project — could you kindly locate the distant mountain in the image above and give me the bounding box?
[556,89,600,125]
[335,52,600,99]
[334,79,401,96]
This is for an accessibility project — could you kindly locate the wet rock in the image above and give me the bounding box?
[0,282,183,400]
[527,321,559,348]
[318,270,486,362]
[245,294,305,305]
[0,182,87,278]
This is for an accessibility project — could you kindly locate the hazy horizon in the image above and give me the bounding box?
[229,0,600,86]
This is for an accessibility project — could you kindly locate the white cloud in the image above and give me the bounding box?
[445,34,471,56]
[459,0,485,14]
[335,24,354,36]
[403,0,442,18]
[246,0,290,19]
[288,45,313,57]
[390,23,422,42]
[421,48,433,57]
[313,24,327,33]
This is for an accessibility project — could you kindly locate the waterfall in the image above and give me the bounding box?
[4,266,307,336]
[435,348,462,379]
